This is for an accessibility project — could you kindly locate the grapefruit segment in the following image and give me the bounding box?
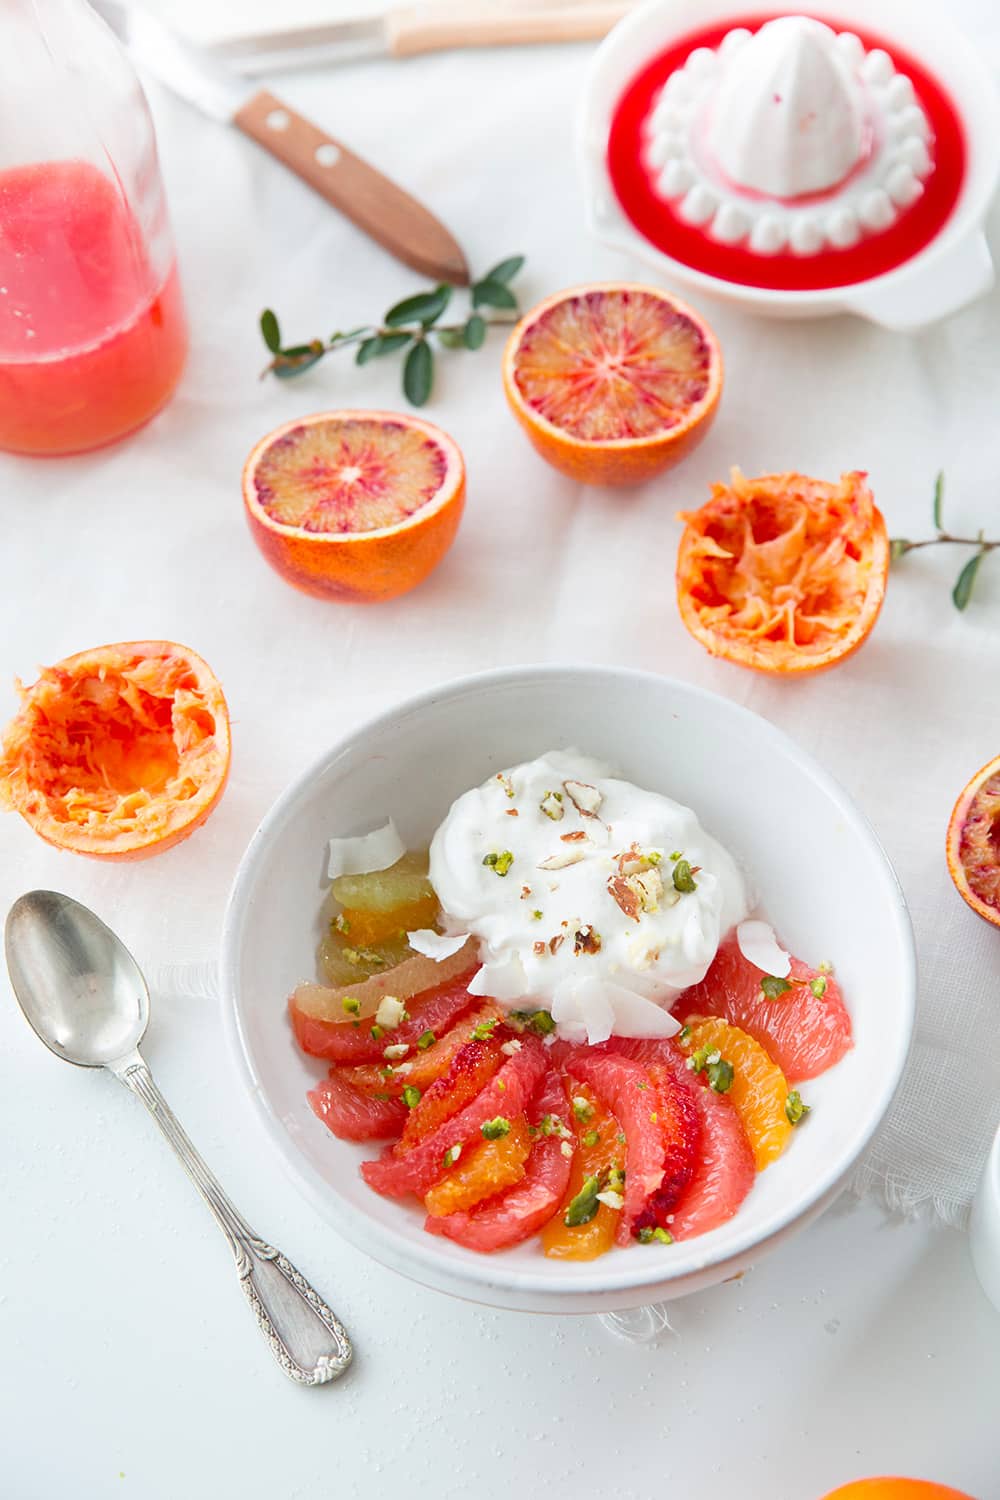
[946,754,1000,928]
[676,468,888,673]
[673,933,852,1082]
[502,283,722,486]
[308,1069,407,1142]
[289,962,478,1062]
[361,1036,547,1199]
[0,641,229,860]
[242,410,466,603]
[426,1072,574,1252]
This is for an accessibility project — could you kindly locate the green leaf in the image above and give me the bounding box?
[278,343,320,359]
[464,313,487,350]
[482,255,525,286]
[436,327,464,349]
[472,279,518,311]
[355,332,412,365]
[273,353,323,379]
[952,549,985,611]
[260,309,281,353]
[403,339,433,406]
[384,284,452,328]
[889,538,912,563]
[933,471,944,532]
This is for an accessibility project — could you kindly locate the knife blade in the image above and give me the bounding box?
[89,0,470,285]
[210,3,633,76]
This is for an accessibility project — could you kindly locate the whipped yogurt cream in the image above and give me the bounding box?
[429,751,748,1045]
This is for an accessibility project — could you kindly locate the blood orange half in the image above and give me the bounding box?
[946,754,1000,928]
[502,283,722,486]
[0,641,229,860]
[243,409,466,602]
[676,469,888,674]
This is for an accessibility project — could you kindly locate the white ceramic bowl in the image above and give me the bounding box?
[221,666,916,1313]
[577,0,1000,328]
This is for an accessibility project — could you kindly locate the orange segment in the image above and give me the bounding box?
[424,1114,531,1217]
[502,283,722,486]
[676,468,888,674]
[0,641,229,860]
[679,1017,792,1171]
[542,1084,623,1260]
[242,410,465,603]
[947,754,1000,928]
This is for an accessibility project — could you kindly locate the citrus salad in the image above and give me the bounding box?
[288,752,851,1257]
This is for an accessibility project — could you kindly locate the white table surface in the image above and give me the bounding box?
[3,2,1000,1495]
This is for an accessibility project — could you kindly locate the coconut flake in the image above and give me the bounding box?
[407,929,471,961]
[327,819,405,880]
[467,955,529,1004]
[737,919,791,978]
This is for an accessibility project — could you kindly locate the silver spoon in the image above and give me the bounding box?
[5,889,353,1385]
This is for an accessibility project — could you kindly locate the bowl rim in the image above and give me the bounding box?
[220,663,917,1303]
[576,0,1000,315]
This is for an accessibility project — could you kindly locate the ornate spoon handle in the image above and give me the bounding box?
[115,1055,352,1384]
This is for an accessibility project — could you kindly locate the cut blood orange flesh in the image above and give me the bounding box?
[0,641,229,860]
[947,754,1000,927]
[502,283,722,486]
[676,469,889,674]
[243,410,465,602]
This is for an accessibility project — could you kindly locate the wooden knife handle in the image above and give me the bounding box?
[234,89,469,284]
[385,1,632,57]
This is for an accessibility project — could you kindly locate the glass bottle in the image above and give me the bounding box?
[0,0,188,455]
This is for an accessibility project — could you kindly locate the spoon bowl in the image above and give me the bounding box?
[5,890,148,1069]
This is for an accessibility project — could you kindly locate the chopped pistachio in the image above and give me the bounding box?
[646,850,663,866]
[786,1091,811,1125]
[563,1174,602,1227]
[341,995,361,1016]
[672,858,698,893]
[333,913,350,935]
[481,1116,512,1140]
[402,1085,421,1109]
[442,1144,462,1168]
[669,851,682,862]
[416,1029,436,1050]
[810,976,828,998]
[606,1166,626,1192]
[707,1058,734,1094]
[540,1113,572,1140]
[496,772,515,799]
[572,1095,595,1123]
[582,1130,600,1148]
[472,1017,500,1041]
[637,1226,654,1243]
[483,849,514,877]
[761,974,793,1000]
[653,1227,673,1244]
[540,790,564,821]
[678,1024,691,1041]
[638,1225,673,1244]
[370,1024,385,1041]
[532,909,543,921]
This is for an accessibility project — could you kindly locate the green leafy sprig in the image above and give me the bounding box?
[258,256,525,407]
[890,472,999,611]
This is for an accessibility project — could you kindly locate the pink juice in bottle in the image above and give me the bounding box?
[0,158,188,455]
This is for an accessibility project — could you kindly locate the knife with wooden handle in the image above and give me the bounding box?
[89,0,470,285]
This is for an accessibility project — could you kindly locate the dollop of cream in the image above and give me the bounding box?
[429,751,748,1044]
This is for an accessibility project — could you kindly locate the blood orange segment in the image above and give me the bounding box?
[424,1113,532,1217]
[676,468,888,674]
[242,410,466,603]
[425,1071,574,1252]
[308,1069,407,1142]
[398,1032,505,1150]
[542,1082,623,1261]
[0,641,229,861]
[361,1036,547,1199]
[632,1062,702,1236]
[673,933,852,1082]
[502,283,722,486]
[564,1049,698,1244]
[344,1003,502,1098]
[289,966,477,1063]
[679,1017,792,1171]
[604,1036,754,1237]
[946,754,1000,928]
